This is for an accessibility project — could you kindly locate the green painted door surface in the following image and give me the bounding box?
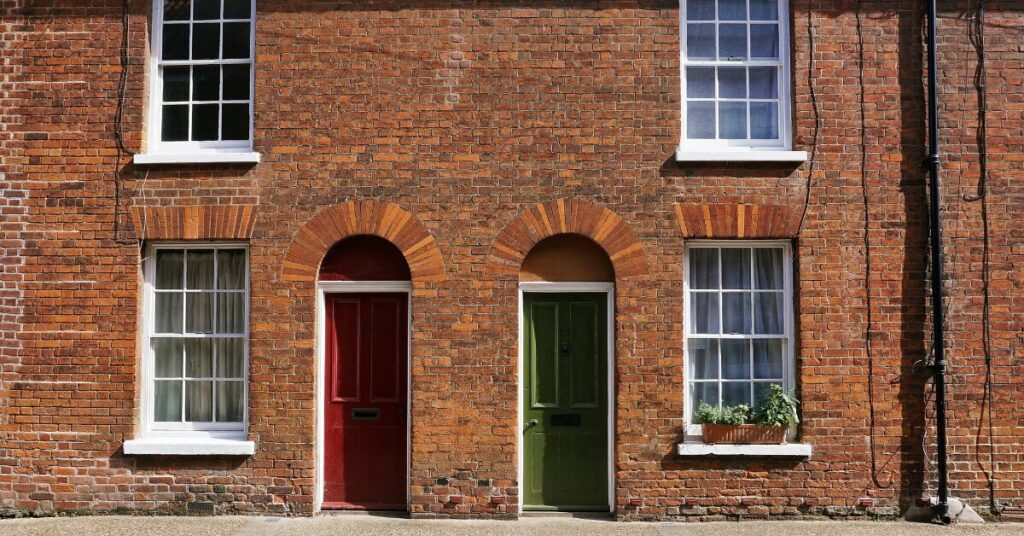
[523,292,608,511]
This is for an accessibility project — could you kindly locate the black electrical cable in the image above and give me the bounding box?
[113,0,136,245]
[796,0,820,233]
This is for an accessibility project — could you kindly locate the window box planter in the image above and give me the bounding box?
[701,424,786,445]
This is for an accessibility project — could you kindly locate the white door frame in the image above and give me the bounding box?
[517,281,615,513]
[315,280,413,512]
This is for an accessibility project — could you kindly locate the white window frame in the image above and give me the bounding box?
[139,241,250,441]
[144,0,256,157]
[682,240,795,439]
[678,0,797,156]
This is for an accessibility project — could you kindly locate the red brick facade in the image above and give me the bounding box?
[1,0,1022,521]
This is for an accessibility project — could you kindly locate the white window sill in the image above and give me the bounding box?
[133,152,262,165]
[675,148,808,163]
[124,437,255,456]
[676,442,812,458]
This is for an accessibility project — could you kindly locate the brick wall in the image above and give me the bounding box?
[0,0,1021,520]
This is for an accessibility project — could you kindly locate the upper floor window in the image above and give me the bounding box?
[680,0,791,152]
[149,0,254,154]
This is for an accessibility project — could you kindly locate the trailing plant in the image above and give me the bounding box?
[693,402,751,425]
[752,384,800,428]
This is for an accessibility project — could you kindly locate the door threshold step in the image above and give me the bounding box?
[521,511,613,519]
[319,510,409,518]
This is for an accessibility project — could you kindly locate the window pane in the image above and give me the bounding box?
[721,248,751,289]
[719,101,747,139]
[155,250,184,289]
[186,249,215,289]
[723,381,752,407]
[154,292,183,333]
[718,24,747,60]
[217,249,246,289]
[164,0,191,21]
[193,0,220,20]
[161,105,189,142]
[224,0,251,19]
[722,292,752,334]
[216,338,245,378]
[222,64,250,100]
[754,292,785,334]
[722,339,750,380]
[162,66,189,102]
[223,22,251,59]
[688,339,719,380]
[718,66,746,99]
[754,248,784,289]
[192,64,220,101]
[750,102,779,139]
[162,24,189,60]
[185,338,213,377]
[750,0,778,20]
[186,292,214,333]
[689,248,718,289]
[690,382,720,415]
[216,292,245,334]
[221,104,250,141]
[690,293,720,334]
[750,24,779,59]
[154,381,183,421]
[217,381,244,422]
[753,339,784,379]
[686,67,715,98]
[719,0,747,21]
[686,0,715,20]
[153,338,183,378]
[686,101,715,139]
[185,380,213,421]
[191,103,220,141]
[686,23,716,59]
[192,23,220,60]
[749,66,778,99]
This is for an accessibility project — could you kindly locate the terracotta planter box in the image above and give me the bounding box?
[701,424,786,445]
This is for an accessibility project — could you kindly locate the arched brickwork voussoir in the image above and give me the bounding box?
[487,198,649,280]
[281,200,446,283]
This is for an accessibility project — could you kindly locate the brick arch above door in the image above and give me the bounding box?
[282,200,446,283]
[487,198,649,280]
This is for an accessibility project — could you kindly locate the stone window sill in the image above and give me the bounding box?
[124,436,255,456]
[676,442,812,458]
[675,148,808,163]
[133,152,262,165]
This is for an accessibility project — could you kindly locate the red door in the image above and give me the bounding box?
[324,293,408,510]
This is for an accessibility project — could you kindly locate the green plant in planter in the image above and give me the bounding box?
[693,402,751,425]
[752,384,800,428]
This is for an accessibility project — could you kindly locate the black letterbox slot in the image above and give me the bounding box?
[352,408,380,421]
[550,413,581,426]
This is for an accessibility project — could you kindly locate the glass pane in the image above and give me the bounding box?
[722,292,752,334]
[750,24,779,59]
[222,64,250,100]
[686,0,715,20]
[216,381,244,422]
[154,292,183,333]
[154,381,182,421]
[161,104,189,142]
[193,0,220,20]
[690,293,720,334]
[192,64,220,101]
[718,66,746,98]
[686,101,715,139]
[162,24,189,60]
[185,380,213,421]
[163,66,189,102]
[721,248,751,289]
[754,292,785,334]
[223,22,251,59]
[221,104,250,141]
[224,0,251,19]
[185,338,213,377]
[186,249,214,289]
[155,250,184,289]
[686,67,715,98]
[153,338,183,378]
[216,292,245,334]
[751,102,779,139]
[217,249,246,289]
[164,0,191,21]
[749,66,778,98]
[754,382,781,409]
[719,0,747,21]
[719,101,747,139]
[686,23,716,59]
[191,103,219,141]
[216,338,245,378]
[688,339,719,380]
[690,382,720,416]
[753,339,784,379]
[186,292,214,333]
[750,0,778,20]
[754,248,784,289]
[721,339,750,379]
[192,23,220,60]
[689,248,718,289]
[718,24,747,60]
[723,381,752,407]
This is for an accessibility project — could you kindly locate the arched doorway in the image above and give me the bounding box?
[318,235,411,511]
[519,234,614,513]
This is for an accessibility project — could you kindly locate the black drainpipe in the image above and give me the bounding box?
[925,0,951,525]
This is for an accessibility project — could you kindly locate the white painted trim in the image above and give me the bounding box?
[124,437,255,456]
[317,281,413,293]
[518,282,615,514]
[676,442,811,458]
[674,149,807,162]
[133,152,262,165]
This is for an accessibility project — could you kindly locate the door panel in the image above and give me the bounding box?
[524,292,608,511]
[324,293,408,510]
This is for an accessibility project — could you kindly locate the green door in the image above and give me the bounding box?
[523,292,608,511]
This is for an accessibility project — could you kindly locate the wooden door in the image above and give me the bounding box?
[323,293,408,510]
[523,292,608,511]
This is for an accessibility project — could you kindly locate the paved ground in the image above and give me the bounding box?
[1,516,1022,536]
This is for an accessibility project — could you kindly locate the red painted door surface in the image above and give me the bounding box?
[324,293,408,510]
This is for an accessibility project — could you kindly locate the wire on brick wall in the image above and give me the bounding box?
[113,0,136,245]
[796,0,821,233]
